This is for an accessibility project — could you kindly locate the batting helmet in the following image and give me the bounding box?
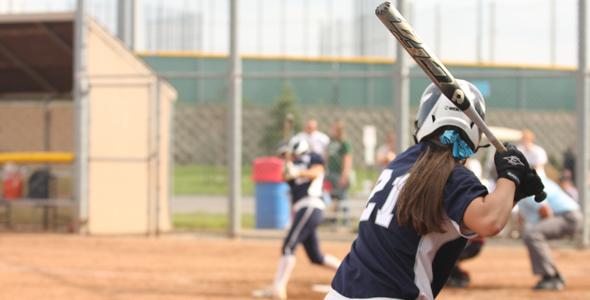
[414,79,486,151]
[288,137,310,157]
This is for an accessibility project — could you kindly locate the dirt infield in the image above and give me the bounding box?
[0,234,588,300]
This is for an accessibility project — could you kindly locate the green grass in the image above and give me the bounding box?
[174,165,254,196]
[173,164,380,196]
[172,212,254,230]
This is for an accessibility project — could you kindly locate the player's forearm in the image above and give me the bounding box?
[341,155,352,180]
[299,165,324,180]
[464,179,515,237]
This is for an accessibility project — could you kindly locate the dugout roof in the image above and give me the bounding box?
[0,13,73,95]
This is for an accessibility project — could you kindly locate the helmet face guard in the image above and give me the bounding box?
[414,79,486,151]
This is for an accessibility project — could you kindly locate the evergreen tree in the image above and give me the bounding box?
[261,82,302,154]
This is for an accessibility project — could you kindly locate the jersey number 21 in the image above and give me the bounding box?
[359,169,408,228]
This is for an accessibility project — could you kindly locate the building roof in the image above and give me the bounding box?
[0,13,74,95]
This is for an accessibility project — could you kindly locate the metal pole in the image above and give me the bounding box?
[435,1,441,57]
[133,0,143,51]
[74,0,89,233]
[358,0,365,56]
[489,0,495,62]
[281,0,285,56]
[328,0,333,55]
[303,0,309,55]
[257,0,263,53]
[116,0,134,49]
[550,0,556,66]
[43,97,51,151]
[228,0,242,238]
[199,1,204,51]
[154,77,161,236]
[210,0,215,52]
[395,0,410,152]
[577,0,590,247]
[181,0,188,50]
[329,0,339,103]
[167,84,175,235]
[476,0,483,63]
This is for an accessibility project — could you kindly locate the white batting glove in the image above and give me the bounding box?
[284,161,300,180]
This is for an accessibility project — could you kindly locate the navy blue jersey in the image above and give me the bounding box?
[288,152,325,204]
[328,143,488,300]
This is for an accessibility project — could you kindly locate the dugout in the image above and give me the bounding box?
[0,13,176,235]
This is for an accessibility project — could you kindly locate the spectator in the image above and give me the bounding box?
[562,146,576,183]
[326,120,353,226]
[376,132,396,168]
[517,177,582,290]
[446,237,485,288]
[517,129,548,177]
[292,119,330,158]
[559,170,578,202]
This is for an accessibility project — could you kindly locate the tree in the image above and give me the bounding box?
[261,82,302,154]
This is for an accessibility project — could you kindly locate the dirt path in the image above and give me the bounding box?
[0,234,587,300]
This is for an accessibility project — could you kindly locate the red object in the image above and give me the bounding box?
[3,175,23,200]
[323,179,333,192]
[252,157,285,183]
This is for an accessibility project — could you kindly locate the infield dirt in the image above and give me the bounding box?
[0,234,587,300]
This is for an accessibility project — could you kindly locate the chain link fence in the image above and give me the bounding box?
[1,0,584,236]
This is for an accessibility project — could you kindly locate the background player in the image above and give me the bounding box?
[446,237,485,288]
[325,80,544,300]
[518,176,583,290]
[257,138,340,299]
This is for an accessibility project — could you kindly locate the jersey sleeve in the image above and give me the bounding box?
[342,141,352,154]
[309,153,325,166]
[443,166,489,227]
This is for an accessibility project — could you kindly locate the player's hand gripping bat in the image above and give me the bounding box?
[375,2,546,202]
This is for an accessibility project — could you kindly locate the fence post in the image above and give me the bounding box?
[578,0,590,248]
[395,0,410,152]
[228,0,242,238]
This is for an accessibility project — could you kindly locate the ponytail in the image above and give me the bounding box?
[396,141,457,235]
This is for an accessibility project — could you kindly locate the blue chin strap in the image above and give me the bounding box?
[439,130,474,160]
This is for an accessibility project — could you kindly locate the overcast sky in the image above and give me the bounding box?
[0,0,579,67]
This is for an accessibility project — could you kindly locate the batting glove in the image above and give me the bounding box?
[494,143,530,186]
[514,169,546,203]
[283,161,300,180]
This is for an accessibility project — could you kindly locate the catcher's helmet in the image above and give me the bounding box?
[414,79,486,151]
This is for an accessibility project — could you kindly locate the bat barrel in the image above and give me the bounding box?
[375,1,507,153]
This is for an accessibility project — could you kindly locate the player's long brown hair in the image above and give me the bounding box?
[396,137,457,235]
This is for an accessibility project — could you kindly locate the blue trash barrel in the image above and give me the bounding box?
[252,157,290,229]
[255,182,290,229]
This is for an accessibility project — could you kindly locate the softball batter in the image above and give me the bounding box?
[325,80,544,300]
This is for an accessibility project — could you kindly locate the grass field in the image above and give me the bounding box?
[0,234,588,300]
[173,164,379,196]
[172,212,254,231]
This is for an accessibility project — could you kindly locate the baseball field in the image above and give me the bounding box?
[0,233,588,300]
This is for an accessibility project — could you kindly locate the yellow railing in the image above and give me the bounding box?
[0,152,75,164]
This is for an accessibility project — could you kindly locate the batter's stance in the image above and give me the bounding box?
[325,80,544,300]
